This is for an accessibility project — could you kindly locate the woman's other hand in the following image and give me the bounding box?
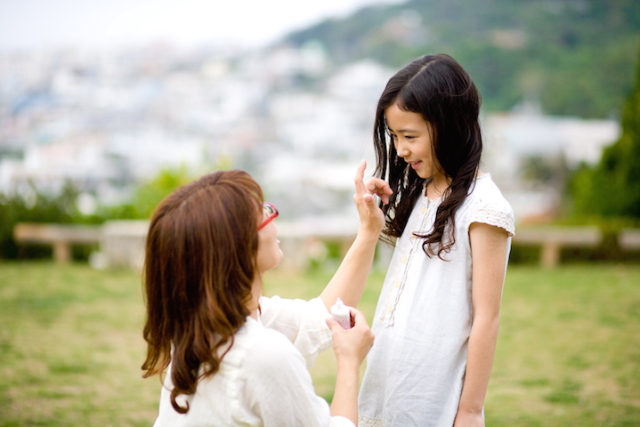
[326,308,375,367]
[326,307,374,423]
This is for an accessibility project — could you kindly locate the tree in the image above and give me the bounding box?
[571,45,640,220]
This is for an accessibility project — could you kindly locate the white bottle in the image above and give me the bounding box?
[331,298,352,329]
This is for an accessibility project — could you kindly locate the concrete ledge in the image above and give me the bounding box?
[619,229,640,250]
[277,216,358,270]
[100,220,149,270]
[10,217,386,272]
[513,226,602,268]
[13,223,102,262]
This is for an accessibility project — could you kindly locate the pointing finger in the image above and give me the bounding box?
[353,159,367,197]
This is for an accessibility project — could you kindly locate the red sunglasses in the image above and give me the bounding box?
[258,202,279,231]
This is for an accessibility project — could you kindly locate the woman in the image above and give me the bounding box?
[142,160,389,426]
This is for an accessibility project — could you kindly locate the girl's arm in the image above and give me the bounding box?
[319,160,389,310]
[454,222,510,427]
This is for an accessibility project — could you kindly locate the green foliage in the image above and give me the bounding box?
[103,165,196,220]
[0,181,81,259]
[0,166,197,259]
[285,0,640,118]
[570,45,640,219]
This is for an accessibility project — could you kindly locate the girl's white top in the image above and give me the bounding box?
[153,296,354,427]
[358,174,515,427]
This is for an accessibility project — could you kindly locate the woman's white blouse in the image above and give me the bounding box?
[153,296,354,427]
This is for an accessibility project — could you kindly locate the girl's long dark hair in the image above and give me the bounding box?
[374,53,482,258]
[141,170,263,414]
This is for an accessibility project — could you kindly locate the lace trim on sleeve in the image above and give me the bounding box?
[358,415,383,427]
[470,208,515,236]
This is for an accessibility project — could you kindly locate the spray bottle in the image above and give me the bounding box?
[331,297,352,329]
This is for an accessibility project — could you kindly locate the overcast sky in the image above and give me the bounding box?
[0,0,402,52]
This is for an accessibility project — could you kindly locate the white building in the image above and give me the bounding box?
[482,103,620,222]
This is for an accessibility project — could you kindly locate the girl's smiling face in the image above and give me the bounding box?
[385,102,443,182]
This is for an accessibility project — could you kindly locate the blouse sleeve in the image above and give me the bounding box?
[466,185,516,237]
[259,296,332,368]
[240,328,355,427]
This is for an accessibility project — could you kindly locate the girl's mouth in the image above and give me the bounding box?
[410,161,422,170]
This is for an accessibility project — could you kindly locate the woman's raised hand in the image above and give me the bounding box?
[353,160,390,234]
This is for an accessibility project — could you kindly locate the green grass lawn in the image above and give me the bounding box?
[0,261,639,426]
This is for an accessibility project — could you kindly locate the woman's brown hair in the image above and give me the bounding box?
[141,170,263,414]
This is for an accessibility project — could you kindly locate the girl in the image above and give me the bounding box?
[142,162,387,426]
[358,54,515,427]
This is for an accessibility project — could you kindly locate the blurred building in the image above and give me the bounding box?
[483,101,620,222]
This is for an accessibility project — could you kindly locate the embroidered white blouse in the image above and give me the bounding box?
[153,296,354,427]
[358,174,515,427]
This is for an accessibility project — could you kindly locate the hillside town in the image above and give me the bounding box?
[0,42,619,224]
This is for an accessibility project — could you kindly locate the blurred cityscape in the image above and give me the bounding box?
[0,41,620,224]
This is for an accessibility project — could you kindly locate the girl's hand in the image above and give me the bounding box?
[353,160,389,234]
[364,176,393,205]
[453,410,484,427]
[326,308,374,367]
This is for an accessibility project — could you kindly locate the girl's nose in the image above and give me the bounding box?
[396,140,410,158]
